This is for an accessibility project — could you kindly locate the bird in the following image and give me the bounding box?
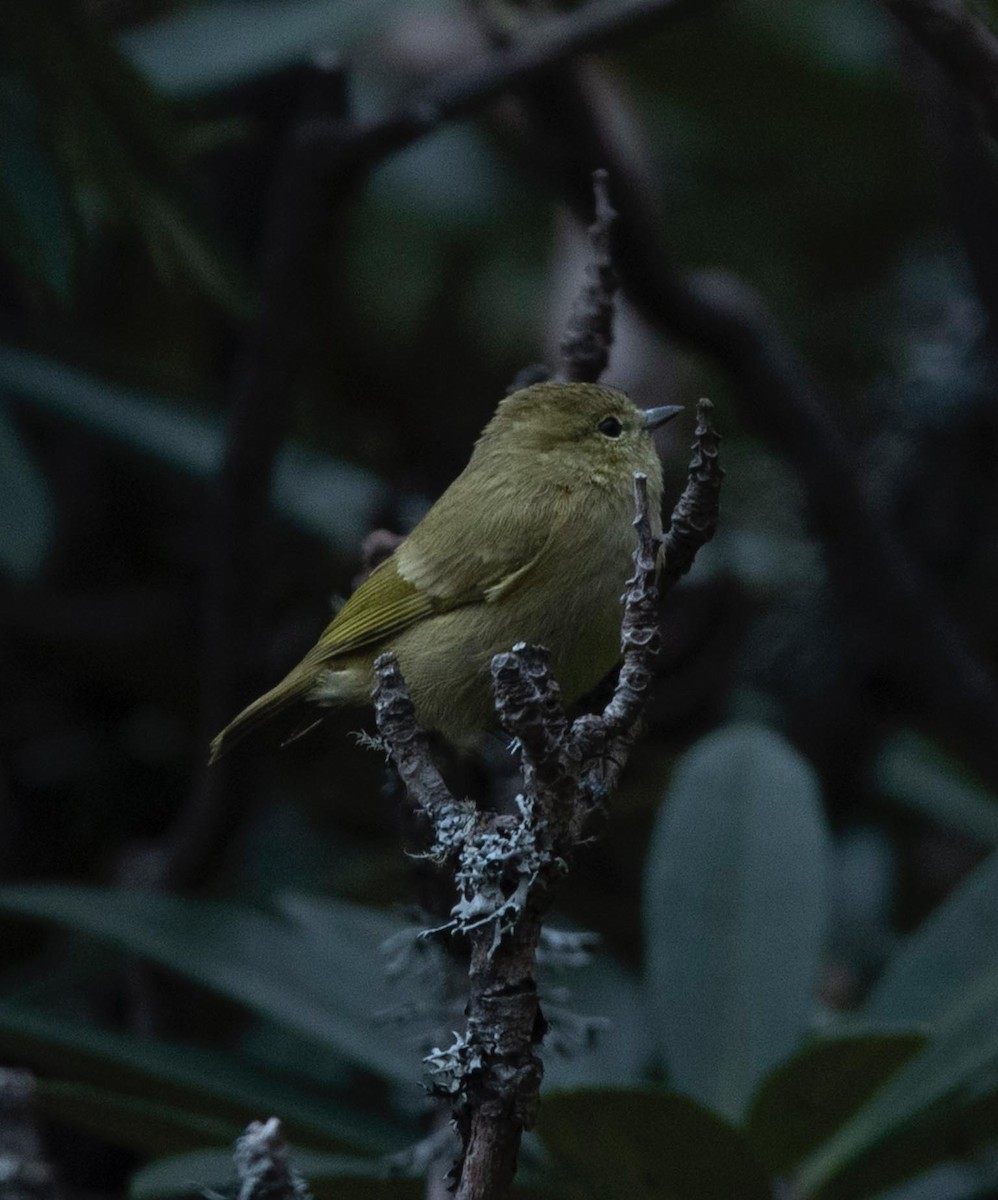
[209,381,681,761]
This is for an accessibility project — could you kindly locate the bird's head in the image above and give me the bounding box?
[476,381,681,489]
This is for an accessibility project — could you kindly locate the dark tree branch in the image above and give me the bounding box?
[893,23,998,335]
[157,55,353,891]
[373,654,473,835]
[373,407,722,1198]
[880,0,998,139]
[557,167,619,381]
[477,52,998,790]
[660,398,724,589]
[253,0,998,789]
[298,0,724,181]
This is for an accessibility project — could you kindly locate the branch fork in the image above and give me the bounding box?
[372,399,721,1199]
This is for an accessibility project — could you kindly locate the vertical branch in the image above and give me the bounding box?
[161,54,354,890]
[557,168,619,382]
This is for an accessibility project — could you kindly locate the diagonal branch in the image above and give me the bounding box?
[557,167,619,381]
[298,0,725,180]
[880,0,998,139]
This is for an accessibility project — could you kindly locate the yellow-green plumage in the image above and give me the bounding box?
[208,381,677,761]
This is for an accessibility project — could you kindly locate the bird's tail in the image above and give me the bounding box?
[209,666,317,763]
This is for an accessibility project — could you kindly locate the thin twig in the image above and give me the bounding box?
[373,653,472,833]
[299,0,724,179]
[558,168,619,381]
[233,1118,311,1200]
[483,52,998,790]
[162,54,353,890]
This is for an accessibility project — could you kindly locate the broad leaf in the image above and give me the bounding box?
[746,1028,926,1172]
[874,731,998,848]
[0,886,415,1083]
[0,1001,407,1153]
[0,74,75,299]
[536,1088,770,1200]
[798,970,998,1196]
[540,946,652,1091]
[0,345,391,553]
[644,724,829,1121]
[120,0,411,100]
[866,846,998,1023]
[36,1080,239,1156]
[131,1148,424,1200]
[0,401,54,580]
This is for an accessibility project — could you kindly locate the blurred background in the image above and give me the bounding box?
[2,0,998,1196]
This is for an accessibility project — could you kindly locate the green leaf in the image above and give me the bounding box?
[0,73,76,299]
[536,1088,770,1200]
[36,1080,240,1156]
[873,730,998,848]
[866,847,998,1024]
[643,724,830,1122]
[0,344,391,553]
[0,401,55,580]
[131,1148,424,1200]
[1,0,245,310]
[0,886,415,1083]
[746,1028,927,1173]
[0,1001,408,1154]
[803,1089,998,1200]
[540,948,652,1091]
[119,0,413,100]
[797,970,998,1197]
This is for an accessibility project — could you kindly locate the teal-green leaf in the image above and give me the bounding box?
[643,724,830,1122]
[536,1088,770,1200]
[0,344,391,553]
[873,730,998,848]
[0,74,76,300]
[0,886,415,1083]
[866,847,998,1023]
[131,1148,423,1200]
[119,0,411,100]
[0,401,55,580]
[746,1028,927,1173]
[797,969,998,1197]
[540,948,652,1091]
[0,1000,408,1153]
[801,1089,998,1200]
[36,1080,240,1156]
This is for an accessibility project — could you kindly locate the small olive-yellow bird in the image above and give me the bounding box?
[209,382,681,760]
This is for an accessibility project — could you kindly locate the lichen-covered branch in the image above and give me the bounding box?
[373,653,473,837]
[372,411,722,1198]
[233,1118,311,1200]
[660,397,723,589]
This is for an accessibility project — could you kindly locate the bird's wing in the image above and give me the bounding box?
[393,468,560,603]
[300,487,558,668]
[296,556,441,667]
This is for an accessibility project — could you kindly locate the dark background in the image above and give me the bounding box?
[2,0,998,1196]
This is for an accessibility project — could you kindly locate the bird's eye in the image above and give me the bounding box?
[598,416,623,438]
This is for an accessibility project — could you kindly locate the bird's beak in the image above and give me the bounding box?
[642,405,684,431]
